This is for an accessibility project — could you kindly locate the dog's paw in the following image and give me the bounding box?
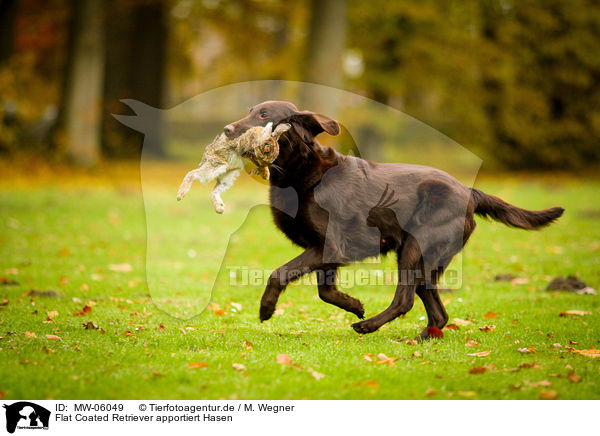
[351,319,379,334]
[351,301,365,319]
[259,303,275,322]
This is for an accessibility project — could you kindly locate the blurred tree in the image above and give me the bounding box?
[478,0,600,169]
[300,0,347,113]
[55,0,105,165]
[102,0,168,158]
[0,0,18,65]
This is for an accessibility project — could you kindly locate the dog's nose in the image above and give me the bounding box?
[223,124,235,138]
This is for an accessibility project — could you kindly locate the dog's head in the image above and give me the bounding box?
[223,100,339,144]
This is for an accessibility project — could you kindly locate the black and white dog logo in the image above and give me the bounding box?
[3,402,50,433]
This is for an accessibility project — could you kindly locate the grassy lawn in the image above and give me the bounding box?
[1,162,599,399]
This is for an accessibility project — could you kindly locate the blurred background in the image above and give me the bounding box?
[1,0,599,170]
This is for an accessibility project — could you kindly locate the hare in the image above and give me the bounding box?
[177,122,290,213]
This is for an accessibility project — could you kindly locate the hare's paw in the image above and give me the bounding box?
[214,201,225,214]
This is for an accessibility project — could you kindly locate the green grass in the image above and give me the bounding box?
[1,166,599,399]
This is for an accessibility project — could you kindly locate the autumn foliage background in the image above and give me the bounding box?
[0,0,599,400]
[1,0,600,169]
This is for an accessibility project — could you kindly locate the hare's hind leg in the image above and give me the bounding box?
[177,164,228,201]
[211,169,240,214]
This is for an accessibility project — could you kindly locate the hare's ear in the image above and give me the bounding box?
[273,123,291,137]
[259,122,273,143]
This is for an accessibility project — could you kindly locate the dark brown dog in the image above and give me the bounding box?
[224,101,564,338]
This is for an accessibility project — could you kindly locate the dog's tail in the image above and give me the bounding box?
[470,188,564,230]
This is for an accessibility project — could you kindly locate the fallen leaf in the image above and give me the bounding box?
[46,334,61,340]
[483,311,498,320]
[539,390,559,400]
[157,325,167,330]
[276,353,293,365]
[552,343,562,348]
[73,305,92,316]
[179,328,186,335]
[453,318,472,326]
[47,310,59,318]
[465,338,480,347]
[517,347,536,354]
[24,331,37,338]
[527,380,552,387]
[375,353,399,366]
[469,366,489,374]
[405,339,418,345]
[572,348,600,358]
[412,351,422,358]
[518,362,542,369]
[467,350,491,357]
[364,380,379,387]
[82,321,99,330]
[567,371,581,383]
[511,277,529,285]
[479,325,496,332]
[230,302,242,312]
[443,323,459,331]
[363,353,374,362]
[559,310,592,317]
[109,263,132,272]
[232,363,246,371]
[188,362,208,369]
[458,391,476,398]
[425,388,437,397]
[307,367,325,380]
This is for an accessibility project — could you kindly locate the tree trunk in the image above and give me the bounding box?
[102,0,168,158]
[59,0,105,165]
[300,0,347,113]
[0,0,18,65]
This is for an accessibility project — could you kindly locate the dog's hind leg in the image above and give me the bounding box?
[211,169,240,214]
[415,283,448,340]
[317,268,365,319]
[351,235,422,334]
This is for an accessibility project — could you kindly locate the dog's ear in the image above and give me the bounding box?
[289,111,340,141]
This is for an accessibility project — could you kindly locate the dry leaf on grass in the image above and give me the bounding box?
[483,312,498,320]
[375,353,399,366]
[108,263,132,272]
[469,366,490,374]
[453,318,472,326]
[425,388,437,397]
[46,334,61,340]
[276,354,293,365]
[232,363,246,371]
[307,368,325,380]
[517,347,536,354]
[526,380,552,387]
[24,331,37,338]
[539,390,559,400]
[467,350,491,357]
[458,391,476,398]
[465,338,480,347]
[559,310,592,317]
[73,305,92,316]
[567,371,581,383]
[444,324,460,331]
[405,339,418,345]
[479,325,496,332]
[571,348,600,358]
[188,362,208,369]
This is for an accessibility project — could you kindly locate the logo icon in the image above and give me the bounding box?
[2,402,50,434]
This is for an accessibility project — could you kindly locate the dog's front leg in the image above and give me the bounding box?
[260,247,324,322]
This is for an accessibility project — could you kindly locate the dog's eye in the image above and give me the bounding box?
[259,112,269,119]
